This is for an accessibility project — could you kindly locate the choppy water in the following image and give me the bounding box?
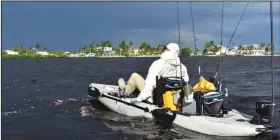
[1,56,280,140]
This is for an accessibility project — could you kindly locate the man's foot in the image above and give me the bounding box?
[118,78,126,91]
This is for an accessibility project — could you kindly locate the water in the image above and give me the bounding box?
[1,56,280,140]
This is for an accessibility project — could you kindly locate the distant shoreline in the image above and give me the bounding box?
[2,54,280,58]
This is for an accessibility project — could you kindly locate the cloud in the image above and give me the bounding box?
[2,2,279,52]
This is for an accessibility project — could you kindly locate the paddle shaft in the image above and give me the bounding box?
[101,94,150,112]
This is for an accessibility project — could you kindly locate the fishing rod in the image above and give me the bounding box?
[270,1,275,104]
[177,1,183,83]
[219,2,225,84]
[189,1,200,77]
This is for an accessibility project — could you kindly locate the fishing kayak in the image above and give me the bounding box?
[87,82,275,137]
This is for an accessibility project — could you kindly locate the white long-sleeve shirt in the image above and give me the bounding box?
[136,51,189,102]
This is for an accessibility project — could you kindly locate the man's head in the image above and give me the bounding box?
[162,43,180,55]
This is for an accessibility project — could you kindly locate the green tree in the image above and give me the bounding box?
[119,40,129,56]
[11,47,17,52]
[259,42,265,50]
[155,45,162,53]
[194,48,199,56]
[128,41,133,54]
[204,41,212,55]
[209,40,215,46]
[248,45,254,54]
[213,45,220,54]
[202,48,208,55]
[181,48,192,56]
[138,42,151,55]
[35,43,40,50]
[87,42,95,53]
[238,45,244,55]
[17,46,24,54]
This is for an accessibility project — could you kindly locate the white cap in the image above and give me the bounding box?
[166,43,180,54]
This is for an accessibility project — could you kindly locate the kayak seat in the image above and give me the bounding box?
[153,76,186,110]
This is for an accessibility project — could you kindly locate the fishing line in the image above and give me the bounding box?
[224,2,249,53]
[221,2,249,88]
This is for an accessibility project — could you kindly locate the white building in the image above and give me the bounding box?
[215,45,228,55]
[85,53,96,57]
[233,44,265,55]
[4,50,19,55]
[133,49,139,55]
[37,51,49,56]
[64,51,71,55]
[68,54,80,58]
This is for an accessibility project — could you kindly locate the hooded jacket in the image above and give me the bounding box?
[136,50,189,102]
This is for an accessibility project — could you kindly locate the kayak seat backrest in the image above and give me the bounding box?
[202,91,223,99]
[165,77,185,89]
[153,76,186,109]
[194,91,225,115]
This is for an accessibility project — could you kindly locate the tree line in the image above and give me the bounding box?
[4,40,273,57]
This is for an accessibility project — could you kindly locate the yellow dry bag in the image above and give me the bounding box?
[163,90,180,111]
[192,76,216,93]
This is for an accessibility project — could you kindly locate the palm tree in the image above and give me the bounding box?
[248,45,254,55]
[105,40,112,47]
[259,42,265,50]
[35,43,40,50]
[267,43,271,51]
[204,41,212,55]
[139,42,150,55]
[155,45,162,53]
[238,45,243,55]
[209,40,215,46]
[17,46,24,54]
[119,40,129,56]
[11,47,17,52]
[88,42,95,53]
[213,45,220,54]
[129,41,133,47]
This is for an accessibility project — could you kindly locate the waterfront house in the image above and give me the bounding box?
[85,53,96,57]
[64,51,71,55]
[37,51,49,56]
[133,48,140,55]
[103,47,113,56]
[215,45,227,55]
[4,50,19,55]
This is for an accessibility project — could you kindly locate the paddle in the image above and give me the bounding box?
[151,108,177,130]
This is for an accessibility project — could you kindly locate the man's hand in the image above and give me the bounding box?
[129,98,139,104]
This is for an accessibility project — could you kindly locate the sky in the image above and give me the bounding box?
[2,2,280,52]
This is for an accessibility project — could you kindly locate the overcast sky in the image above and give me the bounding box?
[2,2,280,52]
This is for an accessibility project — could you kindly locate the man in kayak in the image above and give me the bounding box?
[118,42,189,104]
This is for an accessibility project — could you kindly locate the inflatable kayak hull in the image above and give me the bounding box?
[88,83,270,137]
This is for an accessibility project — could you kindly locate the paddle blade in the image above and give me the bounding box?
[151,108,177,129]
